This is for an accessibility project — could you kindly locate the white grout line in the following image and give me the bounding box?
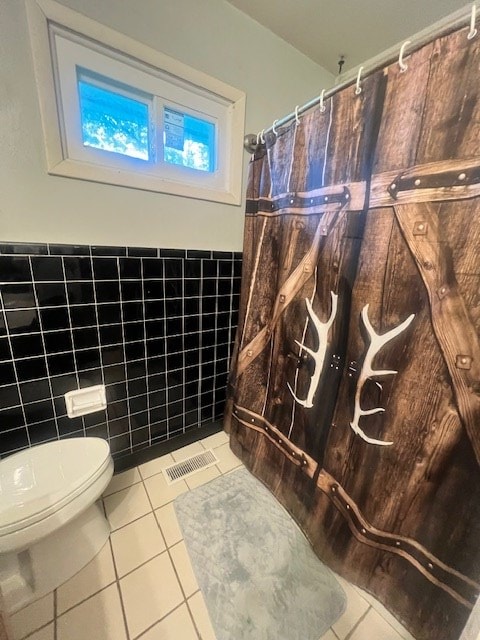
[28,256,61,441]
[161,261,171,442]
[53,587,58,640]
[343,605,372,640]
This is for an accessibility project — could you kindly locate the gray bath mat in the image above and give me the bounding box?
[174,467,346,640]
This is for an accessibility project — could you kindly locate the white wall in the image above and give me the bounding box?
[0,0,333,251]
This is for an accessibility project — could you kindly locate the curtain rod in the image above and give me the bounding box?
[243,3,476,153]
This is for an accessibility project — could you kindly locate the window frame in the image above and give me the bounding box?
[26,0,246,205]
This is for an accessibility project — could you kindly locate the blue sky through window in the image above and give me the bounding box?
[164,107,215,172]
[78,80,149,161]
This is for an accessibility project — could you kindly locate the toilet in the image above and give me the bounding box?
[0,437,114,612]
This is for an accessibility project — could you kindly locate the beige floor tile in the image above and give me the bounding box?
[104,481,152,530]
[57,584,127,640]
[188,591,216,640]
[353,588,415,640]
[319,630,338,640]
[213,442,242,474]
[56,541,116,614]
[111,512,166,577]
[120,553,184,638]
[170,541,199,597]
[138,453,175,480]
[155,503,183,547]
[171,441,205,462]
[200,430,229,449]
[10,592,54,640]
[25,623,55,640]
[185,465,220,489]
[103,467,142,496]
[332,576,370,639]
[137,604,198,640]
[349,607,405,640]
[144,472,188,509]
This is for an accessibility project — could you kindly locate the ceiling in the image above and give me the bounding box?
[225,0,470,75]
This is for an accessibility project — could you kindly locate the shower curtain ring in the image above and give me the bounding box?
[272,119,279,136]
[398,40,411,72]
[468,3,477,39]
[355,67,364,95]
[319,89,326,113]
[294,105,301,125]
[256,130,265,146]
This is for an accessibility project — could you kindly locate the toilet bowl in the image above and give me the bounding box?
[0,437,114,612]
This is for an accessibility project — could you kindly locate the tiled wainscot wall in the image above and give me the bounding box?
[0,243,241,462]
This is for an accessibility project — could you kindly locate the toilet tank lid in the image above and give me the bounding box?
[0,438,112,529]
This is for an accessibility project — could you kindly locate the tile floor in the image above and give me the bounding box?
[10,431,416,640]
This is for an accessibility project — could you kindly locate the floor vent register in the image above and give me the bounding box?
[162,449,218,484]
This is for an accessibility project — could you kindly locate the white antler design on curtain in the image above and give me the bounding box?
[350,305,414,446]
[288,292,338,408]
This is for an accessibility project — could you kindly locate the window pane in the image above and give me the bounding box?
[164,107,215,172]
[78,80,149,161]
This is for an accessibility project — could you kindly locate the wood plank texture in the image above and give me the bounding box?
[225,21,480,640]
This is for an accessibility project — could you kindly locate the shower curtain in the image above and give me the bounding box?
[224,22,480,640]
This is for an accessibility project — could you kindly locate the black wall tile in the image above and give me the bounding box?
[16,357,47,382]
[187,250,211,259]
[0,243,47,255]
[120,258,141,280]
[0,337,12,361]
[143,259,163,279]
[121,281,143,301]
[69,306,96,328]
[67,282,95,305]
[95,281,120,303]
[73,327,99,350]
[160,249,186,258]
[126,359,146,380]
[24,400,55,424]
[100,324,123,346]
[93,258,119,280]
[2,284,36,309]
[48,353,75,376]
[83,410,107,428]
[31,256,64,282]
[1,427,29,454]
[50,374,77,396]
[0,240,241,461]
[64,257,93,280]
[91,246,126,256]
[0,406,25,430]
[0,384,20,409]
[76,348,101,371]
[101,346,124,366]
[57,415,83,435]
[127,247,157,257]
[44,330,73,355]
[11,334,44,359]
[35,283,67,307]
[86,423,108,439]
[124,321,144,342]
[0,256,33,282]
[72,327,98,349]
[97,303,121,325]
[49,244,89,256]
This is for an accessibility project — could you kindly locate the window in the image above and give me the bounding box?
[26,0,246,205]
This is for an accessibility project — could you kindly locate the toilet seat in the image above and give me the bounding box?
[0,438,113,552]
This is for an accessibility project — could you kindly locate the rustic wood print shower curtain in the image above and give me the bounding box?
[224,23,480,640]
